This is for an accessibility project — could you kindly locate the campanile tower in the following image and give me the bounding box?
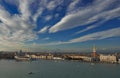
[93,46,97,57]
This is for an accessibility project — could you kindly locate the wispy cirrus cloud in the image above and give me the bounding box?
[38,26,49,34]
[0,0,120,51]
[49,0,120,33]
[47,1,56,10]
[45,15,52,21]
[33,8,44,22]
[67,0,81,13]
[42,37,50,40]
[75,7,120,34]
[19,0,32,20]
[47,27,120,45]
[9,27,120,51]
[0,0,37,48]
[0,0,65,49]
[69,27,120,43]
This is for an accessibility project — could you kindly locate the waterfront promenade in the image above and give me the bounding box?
[0,51,120,64]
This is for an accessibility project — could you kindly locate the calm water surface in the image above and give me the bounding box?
[0,60,120,78]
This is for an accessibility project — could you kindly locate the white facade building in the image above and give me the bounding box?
[99,54,117,63]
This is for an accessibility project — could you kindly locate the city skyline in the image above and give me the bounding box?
[0,0,120,52]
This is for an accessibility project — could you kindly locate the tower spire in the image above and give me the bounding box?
[93,45,96,57]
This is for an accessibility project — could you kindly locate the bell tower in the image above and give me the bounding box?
[93,45,97,57]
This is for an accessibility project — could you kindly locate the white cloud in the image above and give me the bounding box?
[45,15,52,21]
[74,25,99,35]
[33,8,44,22]
[32,0,48,22]
[47,1,56,10]
[0,0,120,51]
[18,0,32,20]
[0,0,61,50]
[69,27,120,43]
[47,27,120,45]
[49,0,120,33]
[43,37,50,40]
[0,0,37,49]
[67,0,81,13]
[38,26,49,34]
[46,0,63,10]
[32,0,63,22]
[74,7,120,34]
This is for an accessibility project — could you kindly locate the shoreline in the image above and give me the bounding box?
[0,58,119,65]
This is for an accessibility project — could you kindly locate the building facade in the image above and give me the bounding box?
[99,54,117,63]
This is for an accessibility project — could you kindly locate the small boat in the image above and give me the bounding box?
[28,72,34,75]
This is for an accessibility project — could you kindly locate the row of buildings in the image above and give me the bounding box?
[99,54,117,63]
[14,50,64,61]
[65,46,120,63]
[14,47,120,64]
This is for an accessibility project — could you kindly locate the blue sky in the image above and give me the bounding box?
[0,0,120,52]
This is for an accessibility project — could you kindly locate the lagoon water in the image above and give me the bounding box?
[0,60,120,78]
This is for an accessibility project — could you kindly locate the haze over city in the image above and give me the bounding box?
[0,0,120,52]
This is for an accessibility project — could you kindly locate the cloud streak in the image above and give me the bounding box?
[70,27,120,43]
[49,0,120,33]
[0,0,37,49]
[0,0,119,51]
[38,26,49,34]
[47,27,120,45]
[0,0,64,49]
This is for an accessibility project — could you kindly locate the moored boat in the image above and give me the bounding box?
[14,55,31,61]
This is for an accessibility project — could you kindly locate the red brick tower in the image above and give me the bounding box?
[93,46,97,57]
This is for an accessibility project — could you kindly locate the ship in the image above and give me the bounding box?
[14,54,31,61]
